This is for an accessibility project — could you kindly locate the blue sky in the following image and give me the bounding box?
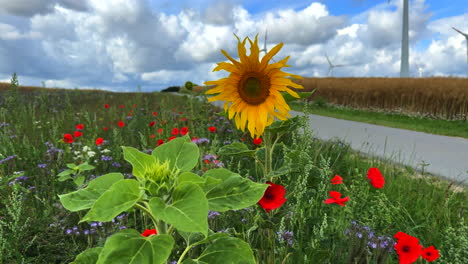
[0,0,466,92]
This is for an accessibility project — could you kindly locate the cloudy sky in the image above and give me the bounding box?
[0,0,466,92]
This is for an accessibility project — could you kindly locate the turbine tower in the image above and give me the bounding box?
[452,26,468,76]
[388,0,410,78]
[259,28,276,63]
[325,53,346,77]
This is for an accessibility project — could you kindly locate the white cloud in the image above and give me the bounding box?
[0,0,466,92]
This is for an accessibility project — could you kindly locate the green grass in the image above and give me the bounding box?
[0,87,466,263]
[289,101,468,139]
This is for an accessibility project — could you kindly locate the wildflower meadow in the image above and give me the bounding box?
[0,34,466,264]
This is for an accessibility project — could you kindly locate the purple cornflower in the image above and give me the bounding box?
[119,226,127,230]
[213,160,224,168]
[126,116,133,120]
[90,222,98,227]
[0,122,9,128]
[37,163,47,168]
[241,218,247,223]
[208,211,220,220]
[83,230,89,235]
[9,135,17,139]
[226,129,233,133]
[357,233,363,239]
[223,140,231,145]
[101,155,112,161]
[277,231,294,246]
[203,154,217,161]
[0,155,17,165]
[111,162,122,167]
[193,138,210,145]
[65,229,72,235]
[124,173,134,179]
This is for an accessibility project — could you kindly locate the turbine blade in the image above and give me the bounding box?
[452,26,468,37]
[325,53,332,66]
[264,29,267,52]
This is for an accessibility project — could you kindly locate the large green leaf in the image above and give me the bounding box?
[264,116,301,134]
[96,230,174,264]
[71,247,102,264]
[122,146,157,181]
[196,237,256,264]
[281,90,315,103]
[217,143,256,157]
[149,182,208,236]
[80,179,143,223]
[202,169,268,212]
[152,135,199,172]
[59,173,124,212]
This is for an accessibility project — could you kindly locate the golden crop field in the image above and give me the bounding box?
[289,77,468,120]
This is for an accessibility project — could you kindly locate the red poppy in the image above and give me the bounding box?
[421,246,439,262]
[132,104,137,107]
[152,112,157,116]
[258,181,287,212]
[324,191,349,206]
[179,111,183,114]
[127,113,132,117]
[150,134,156,139]
[95,138,104,146]
[119,105,124,108]
[104,104,109,109]
[157,139,164,146]
[191,136,198,142]
[63,134,73,144]
[208,126,216,133]
[73,131,82,138]
[149,121,156,127]
[181,117,187,122]
[141,229,157,237]
[367,167,385,189]
[240,138,246,141]
[253,138,262,145]
[158,128,163,134]
[331,175,343,185]
[180,126,189,136]
[76,124,84,130]
[171,128,179,136]
[204,159,210,164]
[394,232,423,264]
[103,127,108,131]
[118,121,125,128]
[168,136,176,141]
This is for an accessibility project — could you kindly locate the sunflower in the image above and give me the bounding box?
[204,33,304,138]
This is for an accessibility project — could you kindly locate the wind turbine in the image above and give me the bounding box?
[452,26,468,76]
[259,28,276,63]
[414,62,423,77]
[325,53,346,77]
[388,0,410,77]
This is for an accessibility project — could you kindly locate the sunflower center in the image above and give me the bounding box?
[238,72,270,105]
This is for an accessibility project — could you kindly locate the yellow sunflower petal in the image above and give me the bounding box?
[260,42,284,70]
[213,62,239,73]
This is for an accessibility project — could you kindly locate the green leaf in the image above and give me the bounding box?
[281,90,315,103]
[58,169,73,177]
[178,229,228,246]
[67,163,77,169]
[122,146,157,181]
[267,165,290,178]
[196,237,256,264]
[202,169,268,212]
[74,175,85,186]
[71,247,102,264]
[178,172,205,185]
[59,173,124,212]
[152,135,199,172]
[80,179,143,223]
[264,116,301,134]
[78,162,95,171]
[149,182,208,236]
[96,230,174,264]
[217,143,256,157]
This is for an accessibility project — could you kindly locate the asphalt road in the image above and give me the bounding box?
[206,99,468,184]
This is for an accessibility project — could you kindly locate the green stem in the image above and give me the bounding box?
[177,244,194,264]
[135,203,159,231]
